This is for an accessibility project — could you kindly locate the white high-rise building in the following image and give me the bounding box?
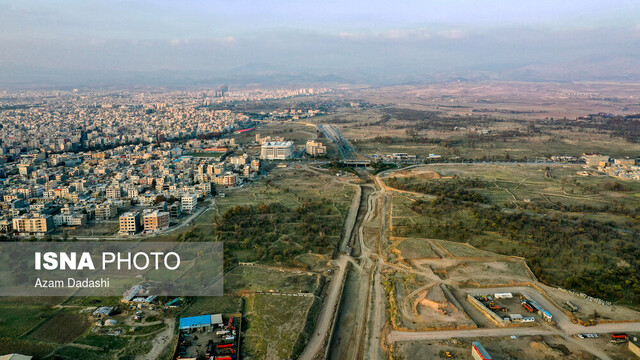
[260,141,294,160]
[181,193,198,213]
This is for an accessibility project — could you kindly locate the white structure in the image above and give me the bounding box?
[261,141,294,160]
[494,292,513,299]
[305,140,326,156]
[53,213,87,227]
[181,193,198,213]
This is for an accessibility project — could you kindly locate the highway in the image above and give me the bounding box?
[317,124,368,160]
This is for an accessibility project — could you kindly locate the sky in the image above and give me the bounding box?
[1,0,639,87]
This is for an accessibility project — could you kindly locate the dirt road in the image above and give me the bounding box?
[136,318,175,360]
[388,327,556,342]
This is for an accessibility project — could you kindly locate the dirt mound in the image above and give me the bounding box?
[417,285,448,311]
[530,341,564,357]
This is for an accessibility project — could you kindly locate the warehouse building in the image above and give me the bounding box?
[0,354,32,360]
[472,341,493,360]
[630,337,640,358]
[179,314,224,331]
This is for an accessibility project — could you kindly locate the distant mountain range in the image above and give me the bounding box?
[1,56,639,90]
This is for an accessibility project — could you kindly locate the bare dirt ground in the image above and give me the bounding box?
[358,81,640,119]
[539,283,640,323]
[393,334,637,360]
[135,318,175,360]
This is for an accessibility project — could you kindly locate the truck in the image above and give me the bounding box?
[522,302,534,312]
[611,333,629,340]
[217,343,233,349]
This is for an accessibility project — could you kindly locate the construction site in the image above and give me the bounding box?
[175,314,241,360]
[373,165,640,360]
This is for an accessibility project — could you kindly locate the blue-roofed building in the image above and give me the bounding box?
[472,341,492,360]
[179,314,223,330]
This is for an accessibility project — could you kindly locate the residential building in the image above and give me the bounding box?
[181,193,198,213]
[106,184,122,199]
[119,212,140,235]
[215,172,238,187]
[0,219,13,233]
[12,214,53,234]
[53,213,87,227]
[168,203,181,218]
[305,140,326,156]
[95,203,118,220]
[143,209,170,232]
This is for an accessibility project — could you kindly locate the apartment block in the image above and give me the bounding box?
[119,212,140,235]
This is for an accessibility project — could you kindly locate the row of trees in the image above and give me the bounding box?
[211,200,343,267]
[388,177,488,203]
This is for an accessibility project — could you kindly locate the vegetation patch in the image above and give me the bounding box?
[395,238,438,259]
[386,177,487,203]
[30,311,91,344]
[0,304,56,338]
[243,294,317,360]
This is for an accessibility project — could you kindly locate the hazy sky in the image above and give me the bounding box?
[1,0,639,85]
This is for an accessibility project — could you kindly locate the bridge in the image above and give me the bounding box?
[340,160,371,166]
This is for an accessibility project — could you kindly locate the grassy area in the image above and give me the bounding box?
[52,346,113,360]
[225,265,320,294]
[394,238,438,259]
[0,338,55,359]
[0,304,56,338]
[29,312,91,344]
[243,293,318,360]
[152,167,355,269]
[434,239,500,258]
[74,334,130,350]
[182,296,244,317]
[156,168,355,268]
[61,221,119,237]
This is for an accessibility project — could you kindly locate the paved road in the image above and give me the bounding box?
[298,255,350,360]
[300,179,377,359]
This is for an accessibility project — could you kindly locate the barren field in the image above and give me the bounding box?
[357,81,640,119]
[29,312,91,344]
[393,334,637,360]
